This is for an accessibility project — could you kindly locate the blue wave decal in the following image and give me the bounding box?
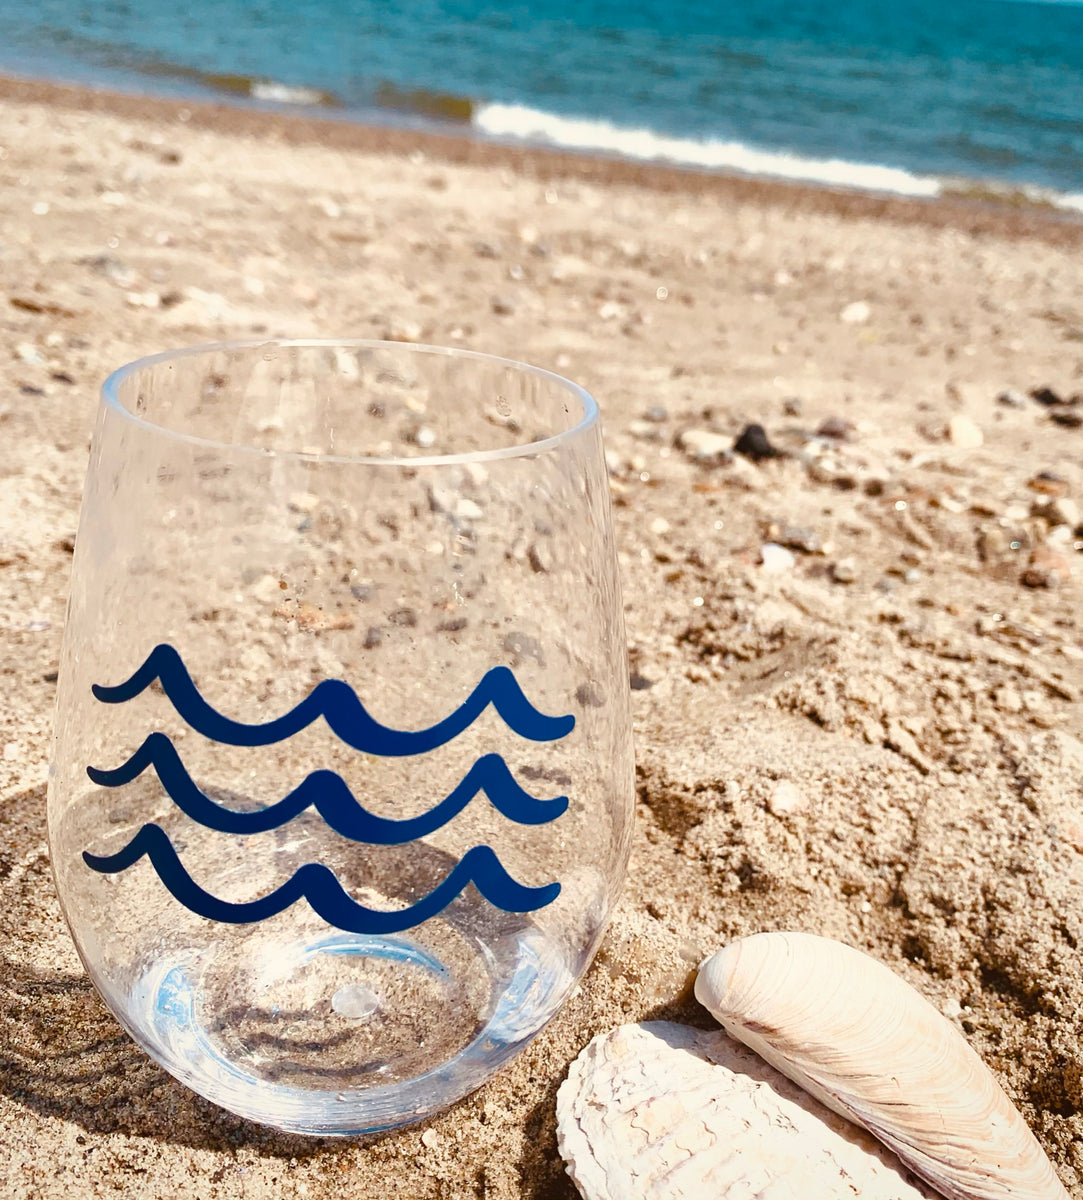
[86,733,568,842]
[92,644,574,752]
[83,824,560,933]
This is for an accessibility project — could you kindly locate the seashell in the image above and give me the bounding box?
[556,1020,939,1200]
[695,932,1069,1200]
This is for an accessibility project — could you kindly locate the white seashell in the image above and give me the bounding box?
[556,1020,938,1200]
[695,932,1069,1200]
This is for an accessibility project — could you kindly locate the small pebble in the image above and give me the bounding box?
[363,626,383,648]
[421,1130,440,1149]
[649,517,670,535]
[644,405,669,423]
[1029,386,1063,407]
[678,428,733,463]
[839,300,871,324]
[1033,497,1080,528]
[767,780,808,816]
[678,938,704,964]
[759,543,795,572]
[1061,816,1083,854]
[778,525,823,554]
[831,558,857,583]
[331,983,378,1020]
[947,415,983,449]
[996,388,1028,408]
[816,416,854,441]
[454,497,483,521]
[491,295,516,315]
[1022,546,1071,589]
[125,290,160,308]
[528,542,553,573]
[1028,471,1068,497]
[387,318,424,343]
[993,686,1024,714]
[1051,409,1083,429]
[734,423,781,462]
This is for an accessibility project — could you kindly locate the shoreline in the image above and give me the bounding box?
[2,70,1082,249]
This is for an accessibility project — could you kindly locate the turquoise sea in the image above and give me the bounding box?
[0,0,1080,209]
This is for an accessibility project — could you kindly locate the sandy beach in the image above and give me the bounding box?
[1,77,1082,1198]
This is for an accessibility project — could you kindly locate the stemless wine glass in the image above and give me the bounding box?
[48,340,634,1135]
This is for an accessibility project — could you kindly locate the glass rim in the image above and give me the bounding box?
[100,338,600,466]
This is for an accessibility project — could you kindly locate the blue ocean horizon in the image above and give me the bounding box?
[0,0,1080,209]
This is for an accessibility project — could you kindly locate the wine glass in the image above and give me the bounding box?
[48,340,634,1135]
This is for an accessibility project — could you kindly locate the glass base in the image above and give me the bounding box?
[109,923,574,1135]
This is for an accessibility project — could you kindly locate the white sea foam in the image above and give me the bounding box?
[250,80,328,106]
[476,101,1083,215]
[939,176,1083,215]
[1053,191,1083,214]
[1016,184,1083,215]
[475,102,942,198]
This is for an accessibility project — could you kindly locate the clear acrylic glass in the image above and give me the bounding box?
[48,340,634,1135]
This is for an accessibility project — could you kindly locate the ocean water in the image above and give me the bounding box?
[0,0,1080,208]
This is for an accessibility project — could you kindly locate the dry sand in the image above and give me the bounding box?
[1,77,1082,1198]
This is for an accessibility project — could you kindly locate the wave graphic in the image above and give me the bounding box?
[87,733,568,842]
[83,824,560,933]
[93,644,574,753]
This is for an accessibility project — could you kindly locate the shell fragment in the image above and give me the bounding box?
[557,1020,938,1200]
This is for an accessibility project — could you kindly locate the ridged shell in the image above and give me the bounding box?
[694,932,1068,1200]
[556,1020,939,1200]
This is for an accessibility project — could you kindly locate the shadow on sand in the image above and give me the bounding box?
[0,784,358,1159]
